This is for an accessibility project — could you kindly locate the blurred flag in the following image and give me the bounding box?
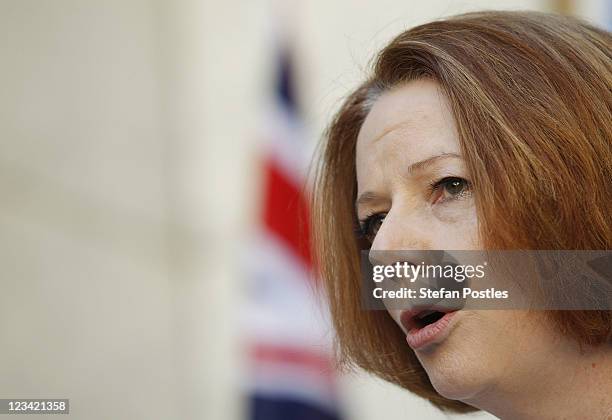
[242,46,342,420]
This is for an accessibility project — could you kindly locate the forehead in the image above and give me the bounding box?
[356,79,458,162]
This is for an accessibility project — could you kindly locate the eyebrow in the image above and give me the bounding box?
[404,152,460,175]
[355,152,461,211]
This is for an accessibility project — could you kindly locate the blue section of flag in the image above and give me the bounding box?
[276,49,298,116]
[251,396,341,420]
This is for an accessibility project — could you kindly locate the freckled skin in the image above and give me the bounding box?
[355,79,612,418]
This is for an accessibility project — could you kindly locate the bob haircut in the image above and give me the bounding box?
[312,11,611,413]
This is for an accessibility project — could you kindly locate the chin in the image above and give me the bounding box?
[415,326,497,402]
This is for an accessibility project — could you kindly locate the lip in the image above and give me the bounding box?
[400,308,458,350]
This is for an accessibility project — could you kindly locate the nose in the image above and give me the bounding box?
[366,211,465,313]
[368,209,437,266]
[369,206,435,250]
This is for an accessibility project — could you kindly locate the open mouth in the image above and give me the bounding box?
[401,308,452,331]
[414,309,446,328]
[400,308,458,350]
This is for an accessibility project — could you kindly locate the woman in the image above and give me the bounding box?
[312,11,611,418]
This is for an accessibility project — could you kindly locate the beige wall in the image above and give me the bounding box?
[0,1,177,419]
[0,1,600,419]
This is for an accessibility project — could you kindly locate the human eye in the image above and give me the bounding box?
[356,212,387,244]
[430,176,472,204]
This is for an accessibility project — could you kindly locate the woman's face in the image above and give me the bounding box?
[354,79,557,402]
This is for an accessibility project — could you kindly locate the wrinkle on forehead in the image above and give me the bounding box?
[367,109,432,144]
[355,79,462,201]
[356,80,458,159]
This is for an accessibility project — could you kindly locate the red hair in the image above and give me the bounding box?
[312,11,611,412]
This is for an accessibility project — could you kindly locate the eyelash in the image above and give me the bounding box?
[355,212,386,243]
[428,176,472,202]
[356,177,471,243]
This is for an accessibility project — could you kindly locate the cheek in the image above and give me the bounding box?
[431,201,479,249]
[385,308,405,333]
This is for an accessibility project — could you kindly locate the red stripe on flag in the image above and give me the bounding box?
[262,157,312,269]
[250,344,334,378]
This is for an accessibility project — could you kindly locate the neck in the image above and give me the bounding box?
[465,340,612,419]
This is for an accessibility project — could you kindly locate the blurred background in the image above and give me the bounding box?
[0,0,609,419]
